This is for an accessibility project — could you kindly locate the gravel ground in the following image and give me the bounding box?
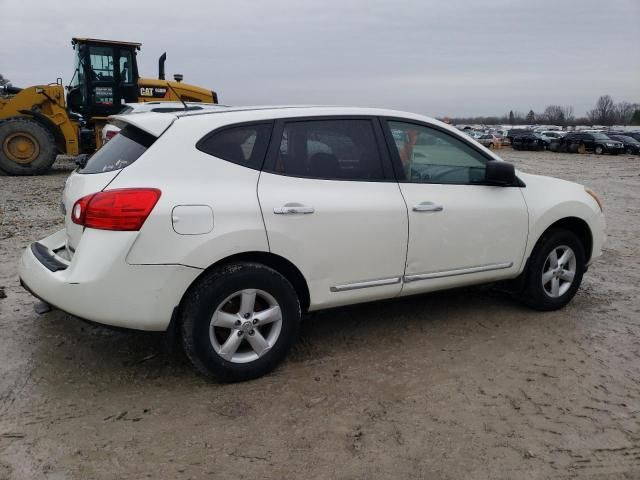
[0,150,639,479]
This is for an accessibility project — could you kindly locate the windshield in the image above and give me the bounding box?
[79,125,156,174]
[69,46,84,89]
[592,133,610,140]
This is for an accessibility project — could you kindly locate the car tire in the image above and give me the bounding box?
[594,145,604,155]
[180,262,301,382]
[519,228,585,311]
[488,143,494,149]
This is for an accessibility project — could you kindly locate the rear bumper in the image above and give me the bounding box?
[18,229,202,331]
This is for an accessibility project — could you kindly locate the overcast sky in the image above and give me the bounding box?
[1,0,638,117]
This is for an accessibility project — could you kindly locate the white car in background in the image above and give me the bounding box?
[19,106,606,382]
[101,101,222,143]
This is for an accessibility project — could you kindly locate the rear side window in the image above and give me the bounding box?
[267,119,384,181]
[197,123,272,169]
[79,125,155,174]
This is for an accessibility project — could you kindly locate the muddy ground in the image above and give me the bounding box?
[0,149,639,479]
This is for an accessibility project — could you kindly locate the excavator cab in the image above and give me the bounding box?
[67,38,141,118]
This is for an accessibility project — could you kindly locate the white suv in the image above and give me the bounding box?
[19,106,606,381]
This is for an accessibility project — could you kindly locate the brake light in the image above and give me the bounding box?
[105,130,119,141]
[71,189,161,231]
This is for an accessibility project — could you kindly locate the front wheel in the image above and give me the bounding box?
[180,263,301,382]
[594,145,604,155]
[0,118,57,175]
[520,229,585,311]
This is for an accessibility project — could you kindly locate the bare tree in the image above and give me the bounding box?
[0,73,10,87]
[587,95,616,125]
[615,101,640,125]
[562,105,574,124]
[540,105,575,126]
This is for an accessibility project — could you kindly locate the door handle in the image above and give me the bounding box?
[412,202,444,213]
[273,206,315,215]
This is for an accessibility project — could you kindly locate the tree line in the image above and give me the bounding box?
[2,73,638,127]
[448,95,640,126]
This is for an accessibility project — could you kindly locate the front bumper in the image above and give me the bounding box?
[603,144,624,154]
[18,229,202,331]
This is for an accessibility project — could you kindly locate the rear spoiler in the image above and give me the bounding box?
[107,111,178,138]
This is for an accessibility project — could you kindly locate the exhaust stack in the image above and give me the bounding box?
[158,52,167,80]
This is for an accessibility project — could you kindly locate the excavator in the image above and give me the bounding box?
[0,38,218,175]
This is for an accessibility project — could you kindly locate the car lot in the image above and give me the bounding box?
[1,149,639,478]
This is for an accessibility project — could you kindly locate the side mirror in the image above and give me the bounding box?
[485,160,516,186]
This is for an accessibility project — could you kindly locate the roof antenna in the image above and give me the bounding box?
[165,82,189,111]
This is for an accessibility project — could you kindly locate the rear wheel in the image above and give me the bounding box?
[0,118,57,175]
[520,229,585,311]
[180,262,301,382]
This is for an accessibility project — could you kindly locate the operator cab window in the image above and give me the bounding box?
[119,49,133,84]
[386,121,488,184]
[89,46,115,81]
[269,119,384,181]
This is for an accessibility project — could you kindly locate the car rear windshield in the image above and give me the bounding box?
[78,125,156,174]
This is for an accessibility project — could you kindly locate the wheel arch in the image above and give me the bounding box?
[181,251,311,314]
[511,216,593,294]
[528,216,593,266]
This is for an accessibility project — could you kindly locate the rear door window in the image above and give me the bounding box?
[79,125,155,174]
[265,119,384,181]
[197,123,273,170]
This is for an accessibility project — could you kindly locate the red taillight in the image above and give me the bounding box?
[105,130,119,141]
[71,189,161,231]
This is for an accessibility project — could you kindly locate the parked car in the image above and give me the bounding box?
[607,134,640,155]
[463,130,483,140]
[556,132,624,155]
[512,132,546,151]
[608,131,640,143]
[539,131,565,141]
[102,101,223,143]
[505,129,533,144]
[477,134,501,149]
[18,106,606,381]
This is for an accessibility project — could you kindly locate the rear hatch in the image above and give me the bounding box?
[62,120,166,252]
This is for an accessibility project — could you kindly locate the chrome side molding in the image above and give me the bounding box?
[330,262,514,292]
[403,262,514,283]
[330,276,402,292]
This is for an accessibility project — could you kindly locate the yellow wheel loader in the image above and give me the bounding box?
[0,38,217,175]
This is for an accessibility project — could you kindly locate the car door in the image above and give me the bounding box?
[258,117,408,310]
[582,134,595,152]
[381,118,529,295]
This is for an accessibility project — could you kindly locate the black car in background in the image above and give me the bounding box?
[608,131,640,143]
[512,132,546,151]
[551,132,624,155]
[506,129,533,144]
[607,134,640,154]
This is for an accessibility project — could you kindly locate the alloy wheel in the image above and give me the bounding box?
[209,289,283,363]
[541,245,577,298]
